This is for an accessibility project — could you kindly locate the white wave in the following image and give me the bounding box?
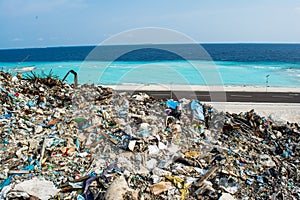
[252,66,266,69]
[120,82,145,86]
[107,65,137,69]
[286,68,300,73]
[216,65,244,70]
[14,66,35,72]
[250,65,279,70]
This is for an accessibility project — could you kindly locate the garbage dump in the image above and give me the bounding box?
[0,71,299,199]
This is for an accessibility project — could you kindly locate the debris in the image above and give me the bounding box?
[0,71,299,199]
[128,140,136,151]
[191,100,205,121]
[148,145,159,155]
[260,154,276,167]
[146,158,158,170]
[14,178,59,200]
[151,181,173,195]
[104,176,130,200]
[196,166,218,187]
[219,193,236,200]
[166,100,179,110]
[0,185,11,200]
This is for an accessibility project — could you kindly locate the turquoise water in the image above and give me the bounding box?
[1,60,300,87]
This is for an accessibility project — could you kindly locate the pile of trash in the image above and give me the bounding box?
[0,71,299,200]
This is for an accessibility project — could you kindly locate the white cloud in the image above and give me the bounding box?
[37,38,44,41]
[12,38,22,41]
[0,0,87,16]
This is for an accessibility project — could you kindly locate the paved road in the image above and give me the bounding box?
[117,90,300,103]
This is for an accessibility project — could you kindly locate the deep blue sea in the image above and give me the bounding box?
[0,44,299,87]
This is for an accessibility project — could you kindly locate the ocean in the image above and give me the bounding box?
[0,44,299,87]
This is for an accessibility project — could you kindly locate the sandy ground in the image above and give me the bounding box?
[106,84,300,93]
[205,102,300,123]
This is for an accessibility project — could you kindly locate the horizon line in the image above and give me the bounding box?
[1,42,300,50]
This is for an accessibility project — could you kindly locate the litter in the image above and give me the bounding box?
[191,100,204,121]
[14,178,59,200]
[0,71,299,199]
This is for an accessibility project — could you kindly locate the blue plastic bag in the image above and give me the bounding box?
[190,100,204,121]
[166,100,179,110]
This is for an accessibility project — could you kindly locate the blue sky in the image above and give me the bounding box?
[1,0,300,48]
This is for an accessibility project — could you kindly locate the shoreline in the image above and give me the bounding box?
[104,84,300,93]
